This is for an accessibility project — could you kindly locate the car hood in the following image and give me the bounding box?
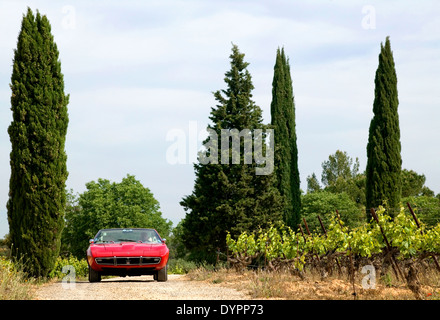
[89,242,168,257]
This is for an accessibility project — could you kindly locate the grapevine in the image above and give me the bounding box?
[226,205,440,294]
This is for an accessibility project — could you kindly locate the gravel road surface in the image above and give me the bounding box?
[34,274,251,300]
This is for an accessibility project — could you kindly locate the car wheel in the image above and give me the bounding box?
[88,265,101,283]
[157,264,167,282]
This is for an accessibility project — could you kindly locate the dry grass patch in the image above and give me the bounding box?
[186,266,440,300]
[0,256,35,300]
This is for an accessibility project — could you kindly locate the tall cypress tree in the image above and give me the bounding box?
[180,45,283,261]
[270,47,301,229]
[365,36,401,218]
[7,8,69,277]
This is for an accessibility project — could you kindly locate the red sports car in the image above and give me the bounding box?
[86,228,169,282]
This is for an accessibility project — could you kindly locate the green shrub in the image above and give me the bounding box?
[49,256,88,280]
[301,191,365,233]
[403,196,440,228]
[167,258,199,274]
[167,258,223,274]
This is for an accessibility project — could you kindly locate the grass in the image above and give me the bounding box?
[167,257,223,274]
[167,258,198,274]
[0,255,35,300]
[0,246,90,300]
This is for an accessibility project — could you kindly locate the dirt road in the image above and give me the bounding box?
[34,274,251,300]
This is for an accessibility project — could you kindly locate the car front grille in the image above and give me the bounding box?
[95,256,161,266]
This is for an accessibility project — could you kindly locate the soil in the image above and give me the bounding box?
[33,274,252,300]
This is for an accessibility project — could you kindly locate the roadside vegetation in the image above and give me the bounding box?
[0,257,34,300]
[0,244,34,300]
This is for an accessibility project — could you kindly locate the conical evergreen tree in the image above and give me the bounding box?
[270,47,301,229]
[365,36,401,218]
[180,45,283,261]
[7,8,69,277]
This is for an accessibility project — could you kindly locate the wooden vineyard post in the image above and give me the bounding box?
[407,202,440,272]
[300,218,321,270]
[317,215,326,234]
[335,210,356,299]
[406,202,422,231]
[298,224,307,242]
[317,215,342,275]
[302,217,311,236]
[370,208,405,281]
[298,224,307,274]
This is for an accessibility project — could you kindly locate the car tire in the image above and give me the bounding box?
[88,265,101,283]
[156,264,167,282]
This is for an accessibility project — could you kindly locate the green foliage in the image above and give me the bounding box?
[306,173,321,194]
[227,206,440,271]
[366,37,402,216]
[321,150,360,187]
[180,44,283,261]
[62,174,172,258]
[306,150,438,234]
[403,196,440,227]
[307,151,366,207]
[321,150,366,205]
[401,169,434,197]
[270,47,301,228]
[301,191,365,233]
[7,8,69,278]
[166,220,189,260]
[167,258,199,274]
[49,256,88,279]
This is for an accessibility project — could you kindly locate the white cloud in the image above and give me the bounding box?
[68,87,212,145]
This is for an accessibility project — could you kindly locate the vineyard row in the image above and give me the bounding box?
[226,203,440,298]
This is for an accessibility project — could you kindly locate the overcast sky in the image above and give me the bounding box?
[0,0,439,238]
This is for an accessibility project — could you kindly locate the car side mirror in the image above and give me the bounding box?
[89,239,94,244]
[161,238,166,243]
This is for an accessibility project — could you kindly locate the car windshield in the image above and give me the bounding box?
[93,229,162,244]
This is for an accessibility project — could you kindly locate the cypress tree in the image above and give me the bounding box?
[270,47,301,229]
[180,44,283,261]
[7,8,69,277]
[365,36,401,218]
